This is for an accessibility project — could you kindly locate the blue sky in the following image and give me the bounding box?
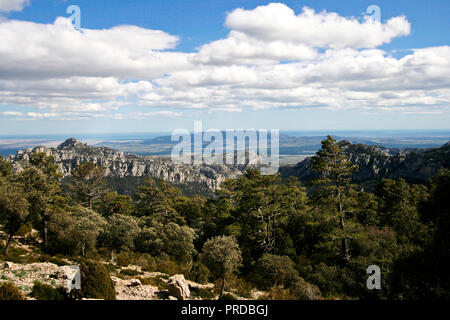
[0,0,449,135]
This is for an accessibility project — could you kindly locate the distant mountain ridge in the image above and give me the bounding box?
[93,132,450,156]
[6,138,450,193]
[280,140,450,190]
[7,138,248,191]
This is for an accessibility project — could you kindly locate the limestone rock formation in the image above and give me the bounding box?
[111,276,159,300]
[0,261,79,294]
[7,138,248,191]
[167,274,190,300]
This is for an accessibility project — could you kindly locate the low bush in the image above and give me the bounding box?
[252,254,300,290]
[188,262,210,284]
[104,263,118,273]
[115,251,133,267]
[37,254,67,266]
[119,268,142,277]
[227,275,253,299]
[219,293,237,300]
[0,282,25,300]
[259,286,297,300]
[79,260,116,300]
[138,276,169,291]
[114,251,155,268]
[141,255,189,276]
[16,223,32,236]
[290,277,321,300]
[0,247,33,264]
[31,281,67,300]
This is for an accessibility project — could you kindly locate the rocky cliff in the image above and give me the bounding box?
[7,138,247,191]
[280,140,450,189]
[8,138,450,192]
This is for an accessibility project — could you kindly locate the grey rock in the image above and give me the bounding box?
[167,274,190,300]
[7,138,252,192]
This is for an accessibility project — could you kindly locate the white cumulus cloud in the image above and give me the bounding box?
[0,2,448,121]
[225,4,410,49]
[0,0,30,12]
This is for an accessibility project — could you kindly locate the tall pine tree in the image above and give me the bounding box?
[311,136,358,263]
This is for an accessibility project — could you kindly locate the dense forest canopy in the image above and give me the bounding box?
[0,136,449,299]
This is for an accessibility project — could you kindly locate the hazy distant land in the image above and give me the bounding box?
[1,130,450,167]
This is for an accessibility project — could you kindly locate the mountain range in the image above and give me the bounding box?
[6,138,248,192]
[6,138,450,194]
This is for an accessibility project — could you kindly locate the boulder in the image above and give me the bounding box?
[167,274,190,300]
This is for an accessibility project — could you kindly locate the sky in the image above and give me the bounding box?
[0,0,449,135]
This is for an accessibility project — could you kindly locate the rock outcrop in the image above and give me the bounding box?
[167,274,190,300]
[0,261,78,294]
[7,138,248,191]
[111,276,159,300]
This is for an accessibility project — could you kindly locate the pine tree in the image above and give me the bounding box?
[0,156,12,178]
[0,178,29,254]
[67,162,106,210]
[15,153,63,244]
[311,136,358,263]
[134,178,183,223]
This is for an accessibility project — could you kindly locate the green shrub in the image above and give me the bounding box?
[188,262,210,284]
[114,251,155,268]
[16,223,32,236]
[12,269,27,278]
[253,254,299,290]
[97,247,110,260]
[104,263,118,273]
[227,275,253,299]
[141,265,155,272]
[301,262,342,297]
[0,282,25,300]
[119,268,142,277]
[141,255,189,276]
[219,293,237,300]
[163,259,189,276]
[138,276,169,291]
[80,260,116,300]
[259,286,297,300]
[290,277,321,300]
[116,251,133,267]
[0,247,30,264]
[31,281,67,300]
[130,253,154,267]
[37,254,67,266]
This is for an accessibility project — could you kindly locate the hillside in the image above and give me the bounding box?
[7,138,247,192]
[6,138,450,194]
[279,140,450,189]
